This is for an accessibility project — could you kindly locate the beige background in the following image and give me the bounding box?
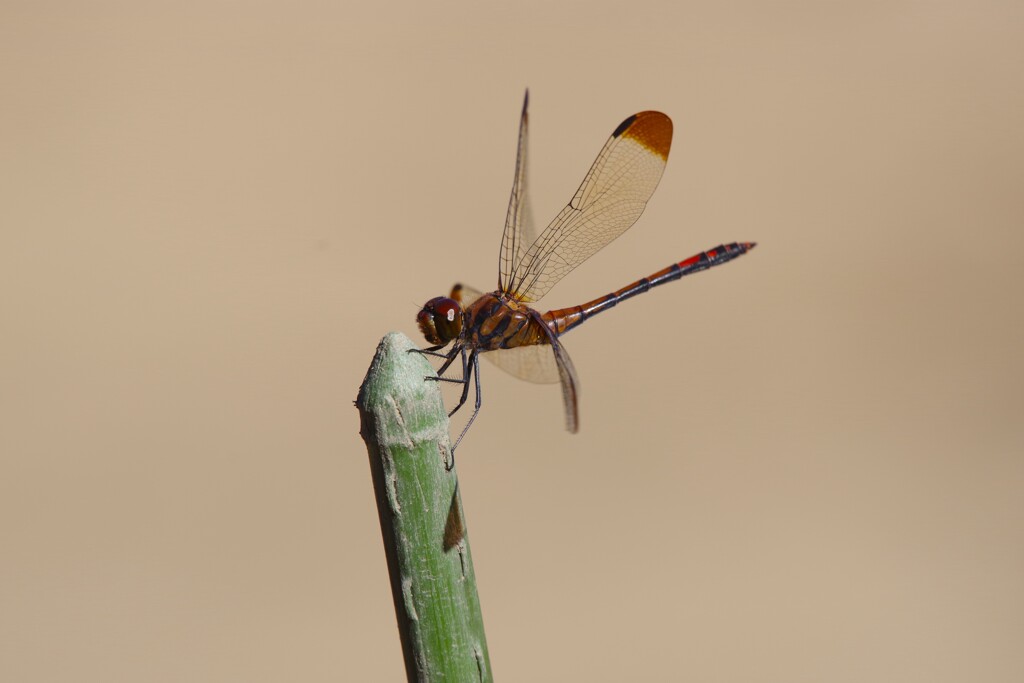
[2,1,1023,681]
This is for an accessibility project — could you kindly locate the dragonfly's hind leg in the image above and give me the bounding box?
[445,351,481,470]
[413,344,482,470]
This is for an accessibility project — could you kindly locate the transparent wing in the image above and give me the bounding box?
[485,340,579,431]
[451,283,485,308]
[481,344,562,385]
[550,337,580,433]
[498,90,537,294]
[504,111,673,303]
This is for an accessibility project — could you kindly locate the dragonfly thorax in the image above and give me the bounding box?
[463,293,549,351]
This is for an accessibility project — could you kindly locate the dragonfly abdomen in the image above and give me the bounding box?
[543,242,756,336]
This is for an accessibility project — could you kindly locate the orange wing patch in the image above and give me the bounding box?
[616,111,673,161]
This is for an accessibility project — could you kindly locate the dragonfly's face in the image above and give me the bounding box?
[417,297,463,345]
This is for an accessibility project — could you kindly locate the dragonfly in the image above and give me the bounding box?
[415,92,755,463]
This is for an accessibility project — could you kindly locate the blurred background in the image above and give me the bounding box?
[2,2,1022,681]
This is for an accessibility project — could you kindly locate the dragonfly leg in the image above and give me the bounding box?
[424,344,466,385]
[408,343,450,358]
[447,351,482,470]
[435,345,464,377]
[419,343,463,383]
[430,353,475,416]
[438,348,473,418]
[426,345,475,416]
[421,345,475,423]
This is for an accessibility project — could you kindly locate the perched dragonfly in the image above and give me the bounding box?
[415,93,755,461]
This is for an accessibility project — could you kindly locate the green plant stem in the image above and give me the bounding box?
[356,332,491,683]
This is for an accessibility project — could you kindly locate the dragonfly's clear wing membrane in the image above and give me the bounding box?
[481,327,581,432]
[451,283,485,308]
[505,111,673,303]
[480,343,562,385]
[550,337,580,433]
[498,90,538,294]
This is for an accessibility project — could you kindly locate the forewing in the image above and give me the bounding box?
[498,91,538,294]
[506,111,672,303]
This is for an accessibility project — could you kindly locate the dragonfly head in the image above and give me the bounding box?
[417,296,463,345]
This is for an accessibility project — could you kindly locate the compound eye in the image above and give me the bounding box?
[431,297,463,342]
[416,296,463,345]
[435,300,459,324]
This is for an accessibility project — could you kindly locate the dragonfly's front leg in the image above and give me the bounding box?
[409,341,463,382]
[410,342,462,388]
[408,342,451,359]
[434,344,464,378]
[425,345,473,418]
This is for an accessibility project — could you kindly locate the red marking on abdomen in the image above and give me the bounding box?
[542,242,756,337]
